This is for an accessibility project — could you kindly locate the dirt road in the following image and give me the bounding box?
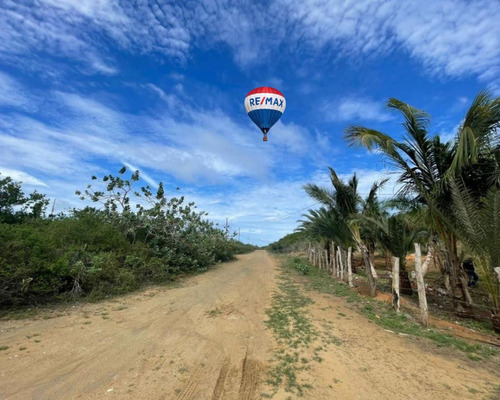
[1,251,499,399]
[0,251,276,399]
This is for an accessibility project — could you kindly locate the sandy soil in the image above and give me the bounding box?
[297,293,500,399]
[1,250,499,399]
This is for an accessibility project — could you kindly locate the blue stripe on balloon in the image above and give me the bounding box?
[248,109,283,131]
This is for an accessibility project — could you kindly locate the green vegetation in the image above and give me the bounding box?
[290,257,311,275]
[294,90,500,331]
[284,254,499,363]
[263,256,341,398]
[0,168,250,307]
[268,231,309,253]
[263,274,316,397]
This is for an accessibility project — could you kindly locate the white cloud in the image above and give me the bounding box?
[0,167,48,187]
[310,166,401,199]
[0,70,338,244]
[277,0,500,88]
[1,0,499,89]
[0,1,120,76]
[323,97,392,122]
[0,71,36,111]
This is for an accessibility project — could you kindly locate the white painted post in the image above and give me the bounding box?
[392,257,400,314]
[414,244,429,327]
[347,246,353,287]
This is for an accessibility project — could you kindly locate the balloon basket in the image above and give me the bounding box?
[263,134,268,142]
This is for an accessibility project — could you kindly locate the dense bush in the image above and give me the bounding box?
[268,231,309,253]
[0,169,248,306]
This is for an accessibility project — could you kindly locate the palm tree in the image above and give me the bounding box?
[302,168,386,296]
[345,92,500,315]
[345,99,467,311]
[450,181,500,332]
[362,212,426,295]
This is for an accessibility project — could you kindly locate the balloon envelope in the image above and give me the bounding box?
[244,87,285,140]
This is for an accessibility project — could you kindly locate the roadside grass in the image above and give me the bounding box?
[278,255,499,364]
[263,257,343,398]
[263,275,316,397]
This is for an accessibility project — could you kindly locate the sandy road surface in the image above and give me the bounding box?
[0,251,276,400]
[1,251,499,400]
[295,293,500,399]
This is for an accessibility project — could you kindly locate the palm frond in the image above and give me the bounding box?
[303,184,335,208]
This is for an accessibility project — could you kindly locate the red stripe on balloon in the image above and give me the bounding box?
[246,87,283,96]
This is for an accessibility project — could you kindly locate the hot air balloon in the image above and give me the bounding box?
[244,87,286,141]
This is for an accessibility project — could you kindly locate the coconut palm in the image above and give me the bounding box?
[345,91,500,315]
[449,181,500,332]
[361,212,426,295]
[302,168,386,296]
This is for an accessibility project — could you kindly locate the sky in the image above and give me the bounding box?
[1,0,499,245]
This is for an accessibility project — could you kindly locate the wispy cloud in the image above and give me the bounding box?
[2,0,499,88]
[0,71,36,111]
[278,0,500,88]
[323,97,392,122]
[0,167,48,187]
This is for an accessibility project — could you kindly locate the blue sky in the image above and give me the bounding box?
[1,0,499,245]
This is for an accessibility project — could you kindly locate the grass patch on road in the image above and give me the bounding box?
[263,273,316,397]
[263,257,342,398]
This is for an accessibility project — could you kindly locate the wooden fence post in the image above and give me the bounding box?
[331,243,336,276]
[347,246,353,287]
[392,257,400,314]
[414,244,429,327]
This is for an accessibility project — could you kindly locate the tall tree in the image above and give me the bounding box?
[345,92,500,315]
[302,168,386,296]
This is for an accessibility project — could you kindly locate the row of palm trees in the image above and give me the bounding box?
[299,91,500,332]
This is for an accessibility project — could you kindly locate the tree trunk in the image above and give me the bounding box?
[347,246,353,288]
[358,242,376,297]
[442,235,473,317]
[392,257,400,313]
[337,246,344,280]
[414,244,429,327]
